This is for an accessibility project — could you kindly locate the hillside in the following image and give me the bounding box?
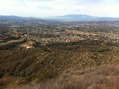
[0,40,119,89]
[16,65,119,89]
[0,20,119,89]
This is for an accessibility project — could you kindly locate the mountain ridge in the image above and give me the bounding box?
[51,14,119,21]
[0,14,119,21]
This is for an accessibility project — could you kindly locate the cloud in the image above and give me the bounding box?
[0,0,119,17]
[30,0,46,1]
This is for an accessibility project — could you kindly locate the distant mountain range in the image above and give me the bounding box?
[0,15,42,21]
[51,14,119,21]
[0,14,119,22]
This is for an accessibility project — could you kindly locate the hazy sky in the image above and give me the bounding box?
[0,0,119,18]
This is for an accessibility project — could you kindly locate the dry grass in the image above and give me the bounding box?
[14,65,119,89]
[0,40,119,89]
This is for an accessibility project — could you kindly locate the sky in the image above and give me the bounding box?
[0,0,119,18]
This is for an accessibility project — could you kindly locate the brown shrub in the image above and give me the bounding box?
[14,65,119,89]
